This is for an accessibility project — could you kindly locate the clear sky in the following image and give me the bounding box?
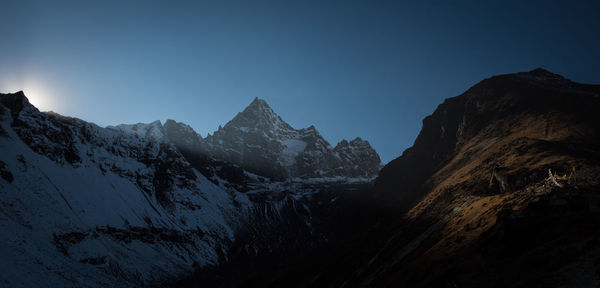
[1,0,599,162]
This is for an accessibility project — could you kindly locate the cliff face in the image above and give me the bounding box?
[375,68,600,209]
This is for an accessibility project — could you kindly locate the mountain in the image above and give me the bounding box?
[0,91,372,287]
[271,68,600,287]
[0,92,245,287]
[107,98,383,182]
[374,68,600,210]
[365,69,600,287]
[200,97,383,180]
[4,68,598,288]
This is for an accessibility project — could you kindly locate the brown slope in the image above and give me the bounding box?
[374,68,600,209]
[363,68,600,287]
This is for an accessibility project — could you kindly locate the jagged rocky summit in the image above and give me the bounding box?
[201,98,383,179]
[109,97,383,181]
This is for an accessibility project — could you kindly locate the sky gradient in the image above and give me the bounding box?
[1,0,599,162]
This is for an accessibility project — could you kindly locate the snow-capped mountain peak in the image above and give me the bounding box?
[201,98,383,179]
[226,97,294,135]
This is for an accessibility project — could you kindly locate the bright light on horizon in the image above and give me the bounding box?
[22,86,52,112]
[1,77,57,112]
[15,78,57,112]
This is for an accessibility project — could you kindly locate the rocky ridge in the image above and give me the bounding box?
[200,97,383,180]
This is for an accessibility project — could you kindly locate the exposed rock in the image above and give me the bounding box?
[201,97,383,179]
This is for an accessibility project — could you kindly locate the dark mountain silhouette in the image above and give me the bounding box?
[255,68,600,288]
[360,68,600,287]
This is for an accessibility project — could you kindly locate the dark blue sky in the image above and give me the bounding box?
[1,0,599,162]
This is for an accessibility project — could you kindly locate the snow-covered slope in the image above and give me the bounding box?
[0,91,368,287]
[0,92,251,287]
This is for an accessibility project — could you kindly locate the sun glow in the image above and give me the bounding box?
[22,80,56,112]
[2,75,61,112]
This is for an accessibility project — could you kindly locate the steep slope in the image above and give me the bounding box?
[269,69,600,288]
[0,92,249,287]
[201,98,382,179]
[374,68,600,209]
[363,68,600,287]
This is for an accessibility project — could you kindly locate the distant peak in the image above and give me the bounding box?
[338,137,371,147]
[224,97,293,132]
[163,118,203,142]
[336,139,349,146]
[243,97,274,115]
[248,97,271,109]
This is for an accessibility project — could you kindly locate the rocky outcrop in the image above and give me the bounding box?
[163,119,203,152]
[333,137,383,178]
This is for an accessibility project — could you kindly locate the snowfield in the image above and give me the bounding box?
[0,100,244,287]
